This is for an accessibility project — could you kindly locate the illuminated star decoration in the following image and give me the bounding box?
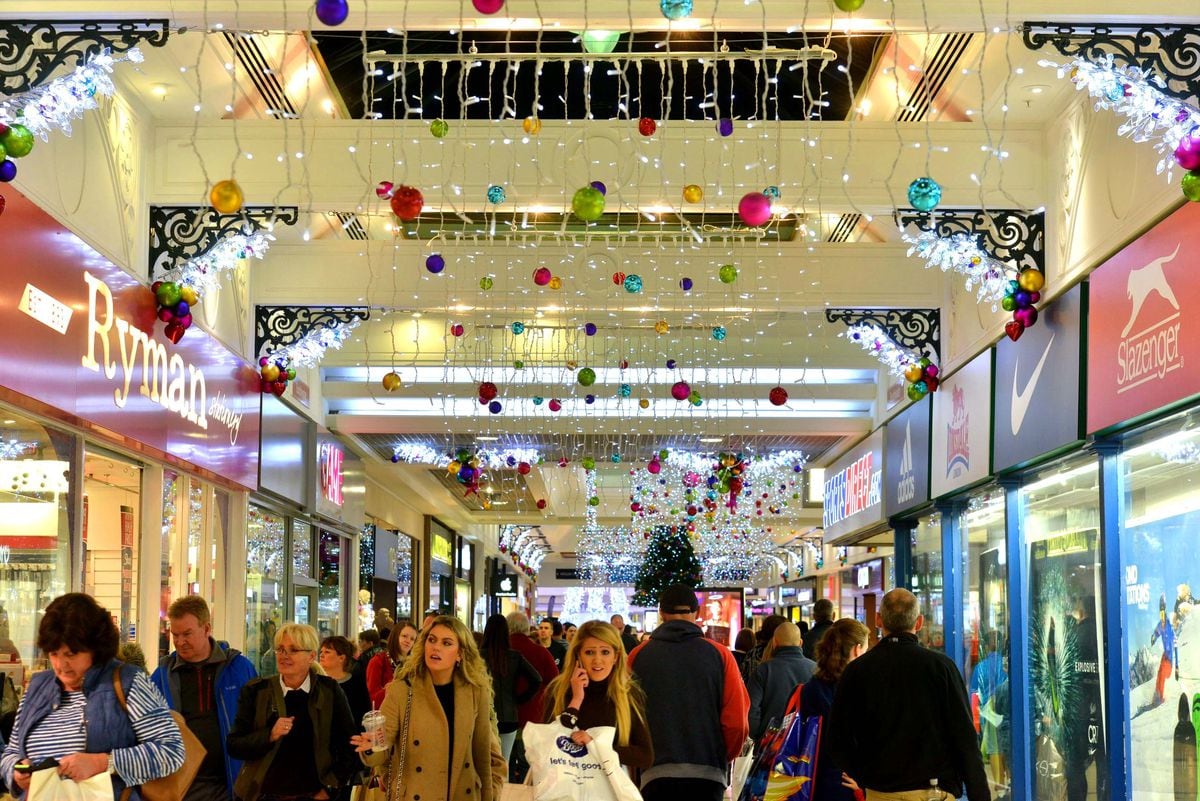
[901,229,1011,308]
[1040,53,1200,179]
[0,48,146,139]
[160,231,274,299]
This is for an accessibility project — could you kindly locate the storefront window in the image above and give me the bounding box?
[911,512,944,651]
[397,534,414,619]
[1120,411,1200,797]
[1023,456,1105,801]
[83,447,142,644]
[0,411,74,684]
[160,469,183,662]
[187,481,205,596]
[961,484,1009,798]
[318,531,343,638]
[246,505,287,675]
[839,558,886,646]
[294,519,313,579]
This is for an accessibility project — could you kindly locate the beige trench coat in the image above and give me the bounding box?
[364,672,507,801]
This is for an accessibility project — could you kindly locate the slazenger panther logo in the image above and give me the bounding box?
[556,736,588,757]
[1116,244,1183,393]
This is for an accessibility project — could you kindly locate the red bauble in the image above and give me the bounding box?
[517,462,531,475]
[1004,320,1024,341]
[451,323,465,337]
[271,379,288,396]
[925,375,940,393]
[389,185,424,220]
[478,381,499,401]
[612,271,626,285]
[164,322,186,344]
[536,499,547,510]
[768,386,788,406]
[638,117,657,136]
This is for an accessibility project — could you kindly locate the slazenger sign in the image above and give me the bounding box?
[0,189,260,489]
[1088,204,1200,433]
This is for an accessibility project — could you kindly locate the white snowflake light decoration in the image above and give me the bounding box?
[901,229,1011,307]
[160,231,274,298]
[842,322,925,379]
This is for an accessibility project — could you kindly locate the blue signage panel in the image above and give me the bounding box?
[885,394,931,518]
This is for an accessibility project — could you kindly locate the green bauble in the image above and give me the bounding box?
[577,367,596,386]
[155,281,182,307]
[582,457,596,471]
[718,264,738,284]
[572,186,606,221]
[1,124,34,159]
[906,383,923,401]
[1001,295,1017,312]
[479,276,494,290]
[833,0,865,10]
[429,118,449,138]
[1183,170,1200,202]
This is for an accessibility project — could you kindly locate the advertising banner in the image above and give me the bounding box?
[1088,202,1200,433]
[932,350,992,497]
[885,395,931,518]
[822,429,885,542]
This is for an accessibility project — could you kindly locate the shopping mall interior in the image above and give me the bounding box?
[1,1,1199,798]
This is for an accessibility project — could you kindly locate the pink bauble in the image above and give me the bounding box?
[738,192,772,227]
[1013,305,1039,328]
[1175,134,1200,171]
[924,364,939,379]
[647,460,661,475]
[533,266,552,286]
[671,381,691,401]
[472,0,504,12]
[375,180,394,198]
[548,398,562,412]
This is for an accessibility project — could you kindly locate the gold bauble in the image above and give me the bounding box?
[549,276,563,290]
[382,371,402,391]
[565,360,579,370]
[261,364,280,382]
[904,364,924,384]
[448,461,461,475]
[682,184,704,203]
[639,398,650,409]
[523,117,542,135]
[179,286,199,305]
[654,320,669,334]
[209,179,244,214]
[1017,269,1046,292]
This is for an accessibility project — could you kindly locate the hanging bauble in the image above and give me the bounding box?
[478,381,499,402]
[572,186,606,221]
[523,116,542,135]
[1014,290,1032,308]
[533,266,553,286]
[769,386,788,406]
[660,0,693,20]
[0,160,14,182]
[486,185,507,204]
[712,326,727,341]
[624,274,643,293]
[425,254,446,274]
[1174,134,1200,171]
[590,180,607,196]
[683,184,703,203]
[536,499,547,510]
[449,323,465,337]
[639,398,650,409]
[906,383,924,401]
[585,394,596,404]
[638,117,657,136]
[904,364,924,384]
[736,192,771,227]
[382,372,402,391]
[1001,296,1017,312]
[180,286,198,306]
[314,0,350,26]
[585,322,598,336]
[517,462,531,475]
[834,0,866,10]
[655,320,669,335]
[666,359,677,369]
[1017,268,1045,292]
[389,185,424,220]
[209,179,244,214]
[565,360,578,370]
[261,364,281,382]
[0,124,34,158]
[718,264,738,284]
[611,453,621,462]
[548,398,562,412]
[578,367,596,386]
[1183,170,1200,202]
[375,180,394,198]
[1013,306,1039,328]
[549,276,563,290]
[155,281,183,308]
[479,276,494,290]
[514,360,525,369]
[582,456,596,471]
[647,459,662,474]
[429,118,449,138]
[612,272,626,285]
[763,185,781,200]
[716,118,734,137]
[906,177,942,212]
[510,321,528,336]
[679,277,694,291]
[618,383,632,398]
[472,0,504,13]
[671,381,691,401]
[532,396,544,405]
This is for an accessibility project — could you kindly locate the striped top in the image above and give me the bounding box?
[0,670,185,793]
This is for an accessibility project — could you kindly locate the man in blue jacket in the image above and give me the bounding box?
[151,595,257,801]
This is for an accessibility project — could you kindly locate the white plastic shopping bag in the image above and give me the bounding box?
[522,722,641,801]
[29,768,112,801]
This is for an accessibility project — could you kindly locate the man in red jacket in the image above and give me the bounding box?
[506,611,560,780]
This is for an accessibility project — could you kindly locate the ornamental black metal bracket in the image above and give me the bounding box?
[1022,22,1200,107]
[0,20,170,95]
[894,208,1045,274]
[825,307,941,364]
[255,306,371,359]
[148,205,299,282]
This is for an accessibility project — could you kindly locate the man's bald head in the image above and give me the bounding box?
[879,588,922,635]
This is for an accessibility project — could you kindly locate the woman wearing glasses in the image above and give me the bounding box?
[227,623,359,801]
[352,615,507,801]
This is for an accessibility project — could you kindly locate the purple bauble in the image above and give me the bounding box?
[1175,134,1200,171]
[488,400,502,414]
[314,0,349,26]
[174,300,190,318]
[1013,305,1039,328]
[1014,290,1032,308]
[585,394,596,404]
[717,118,734,137]
[426,254,446,273]
[666,359,677,369]
[0,159,16,182]
[679,277,693,291]
[590,180,607,196]
[738,191,772,227]
[585,322,597,336]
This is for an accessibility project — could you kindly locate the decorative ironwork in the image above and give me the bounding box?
[0,20,169,94]
[255,306,370,358]
[148,205,298,281]
[825,308,940,363]
[1022,22,1200,106]
[895,208,1045,273]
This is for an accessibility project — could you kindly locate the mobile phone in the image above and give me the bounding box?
[14,758,58,773]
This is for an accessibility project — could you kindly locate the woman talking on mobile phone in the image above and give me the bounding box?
[543,621,653,770]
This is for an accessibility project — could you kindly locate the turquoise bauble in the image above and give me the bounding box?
[907,176,942,212]
[487,185,507,204]
[623,274,643,293]
[660,0,693,20]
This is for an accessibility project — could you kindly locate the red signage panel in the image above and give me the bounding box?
[1088,203,1200,433]
[0,189,260,488]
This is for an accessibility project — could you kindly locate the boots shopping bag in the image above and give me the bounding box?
[521,721,642,801]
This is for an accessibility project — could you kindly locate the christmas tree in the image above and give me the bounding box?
[631,526,703,607]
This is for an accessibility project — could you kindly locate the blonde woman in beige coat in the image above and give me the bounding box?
[353,615,507,801]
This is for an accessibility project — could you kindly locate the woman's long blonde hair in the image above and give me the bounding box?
[396,616,493,705]
[546,620,645,747]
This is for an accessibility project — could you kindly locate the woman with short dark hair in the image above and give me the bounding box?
[0,593,184,799]
[320,636,372,724]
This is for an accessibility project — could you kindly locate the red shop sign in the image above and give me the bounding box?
[0,189,261,488]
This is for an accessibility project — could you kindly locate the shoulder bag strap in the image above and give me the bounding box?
[110,669,135,801]
[386,680,414,801]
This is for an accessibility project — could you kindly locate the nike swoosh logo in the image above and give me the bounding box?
[1011,331,1056,436]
